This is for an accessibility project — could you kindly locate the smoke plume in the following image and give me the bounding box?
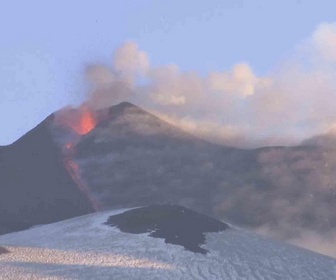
[73,22,336,257]
[84,22,336,148]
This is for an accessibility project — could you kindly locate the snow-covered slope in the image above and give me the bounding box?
[1,205,335,280]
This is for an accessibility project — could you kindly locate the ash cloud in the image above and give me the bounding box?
[247,142,336,255]
[84,22,336,148]
[77,23,336,257]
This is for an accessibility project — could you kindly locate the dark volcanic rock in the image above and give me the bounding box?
[0,115,94,233]
[74,102,249,216]
[0,220,32,235]
[104,204,229,254]
[0,246,9,255]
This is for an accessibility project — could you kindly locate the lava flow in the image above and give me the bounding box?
[75,106,96,135]
[56,105,101,211]
[63,143,101,212]
[55,104,97,135]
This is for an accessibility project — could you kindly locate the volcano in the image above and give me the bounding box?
[71,101,255,215]
[68,102,336,236]
[2,101,336,252]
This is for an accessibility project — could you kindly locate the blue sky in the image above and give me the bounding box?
[1,0,336,144]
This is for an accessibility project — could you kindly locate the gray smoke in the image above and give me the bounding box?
[74,23,336,257]
[84,23,336,148]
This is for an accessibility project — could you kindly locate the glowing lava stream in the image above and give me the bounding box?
[76,106,96,135]
[63,143,101,212]
[55,105,97,135]
[57,105,101,211]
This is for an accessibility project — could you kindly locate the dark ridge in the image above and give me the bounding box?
[0,114,94,232]
[76,101,229,160]
[90,102,148,133]
[99,102,160,126]
[110,101,139,112]
[104,205,229,254]
[0,220,33,235]
[95,101,197,138]
[0,246,9,255]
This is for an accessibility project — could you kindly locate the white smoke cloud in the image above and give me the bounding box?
[85,22,336,148]
[208,63,268,97]
[152,111,253,147]
[288,231,336,258]
[84,42,150,109]
[311,22,336,63]
[256,226,336,259]
[71,23,336,258]
[112,41,150,78]
[86,65,115,87]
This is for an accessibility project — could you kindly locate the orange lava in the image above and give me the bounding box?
[55,104,100,211]
[63,145,101,212]
[77,108,96,135]
[72,106,96,135]
[55,105,97,136]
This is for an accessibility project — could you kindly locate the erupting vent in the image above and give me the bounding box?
[55,104,97,136]
[53,104,102,212]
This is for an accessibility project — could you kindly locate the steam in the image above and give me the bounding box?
[84,22,336,148]
[85,42,149,109]
[112,41,149,77]
[251,147,336,257]
[76,23,336,257]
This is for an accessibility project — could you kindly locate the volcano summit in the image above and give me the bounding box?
[2,102,336,260]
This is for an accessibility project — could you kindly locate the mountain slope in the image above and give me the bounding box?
[73,102,257,215]
[2,101,336,255]
[1,205,335,280]
[0,114,94,234]
[70,102,336,240]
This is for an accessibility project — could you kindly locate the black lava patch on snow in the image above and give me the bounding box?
[0,246,9,255]
[104,204,229,254]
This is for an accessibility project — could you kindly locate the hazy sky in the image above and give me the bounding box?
[1,0,336,144]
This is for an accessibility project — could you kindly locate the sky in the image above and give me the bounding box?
[1,0,336,145]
